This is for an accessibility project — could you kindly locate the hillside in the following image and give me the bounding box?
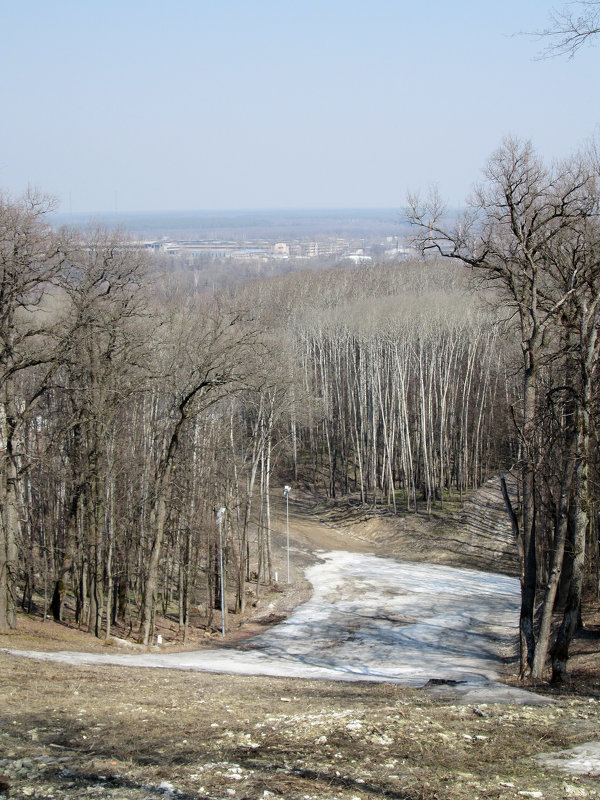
[1,477,599,800]
[290,477,520,575]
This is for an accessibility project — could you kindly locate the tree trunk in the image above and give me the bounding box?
[519,358,538,678]
[0,389,20,632]
[139,464,172,646]
[531,428,576,680]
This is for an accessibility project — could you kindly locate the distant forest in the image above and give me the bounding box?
[49,207,412,241]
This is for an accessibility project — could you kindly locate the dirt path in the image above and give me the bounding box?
[264,477,519,593]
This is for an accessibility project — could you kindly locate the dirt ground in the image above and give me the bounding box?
[1,479,599,800]
[1,649,599,800]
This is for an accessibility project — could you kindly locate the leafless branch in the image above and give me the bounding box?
[532,1,600,58]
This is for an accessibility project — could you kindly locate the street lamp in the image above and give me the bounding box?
[283,485,291,584]
[216,506,226,638]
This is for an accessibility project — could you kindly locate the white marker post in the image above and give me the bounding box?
[216,506,227,637]
[283,485,291,584]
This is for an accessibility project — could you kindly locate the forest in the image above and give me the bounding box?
[1,136,599,684]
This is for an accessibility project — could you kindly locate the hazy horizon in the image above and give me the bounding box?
[50,206,415,240]
[2,1,598,216]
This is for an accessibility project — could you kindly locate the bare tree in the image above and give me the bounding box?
[534,1,600,57]
[0,191,66,631]
[53,229,149,635]
[407,136,596,677]
[547,206,600,682]
[138,294,256,646]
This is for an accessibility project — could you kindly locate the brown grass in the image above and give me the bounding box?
[1,596,600,800]
[1,649,599,800]
[0,654,600,800]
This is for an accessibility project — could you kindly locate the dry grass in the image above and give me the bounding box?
[1,649,599,800]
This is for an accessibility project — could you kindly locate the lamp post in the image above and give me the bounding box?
[216,506,226,637]
[283,485,291,583]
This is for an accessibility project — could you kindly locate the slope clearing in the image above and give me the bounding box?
[1,478,599,800]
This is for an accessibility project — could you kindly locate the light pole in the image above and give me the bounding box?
[283,485,291,584]
[216,506,226,638]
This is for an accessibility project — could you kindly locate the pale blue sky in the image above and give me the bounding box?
[0,0,597,212]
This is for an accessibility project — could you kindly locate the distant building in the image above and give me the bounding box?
[273,242,290,258]
[344,253,372,264]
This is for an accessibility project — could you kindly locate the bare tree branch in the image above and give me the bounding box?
[533,1,600,58]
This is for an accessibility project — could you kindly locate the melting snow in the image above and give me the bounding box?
[7,551,522,687]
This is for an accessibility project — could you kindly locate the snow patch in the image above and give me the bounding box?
[7,552,523,689]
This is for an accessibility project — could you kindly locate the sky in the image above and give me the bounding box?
[0,0,598,213]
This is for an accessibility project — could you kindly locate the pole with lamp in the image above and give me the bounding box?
[216,506,226,637]
[283,485,291,584]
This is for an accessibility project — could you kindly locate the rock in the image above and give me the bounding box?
[103,635,146,651]
[564,785,588,797]
[534,742,600,776]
